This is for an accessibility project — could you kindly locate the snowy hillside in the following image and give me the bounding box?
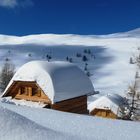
[0,29,140,140]
[0,28,140,97]
[106,28,140,38]
[0,102,140,140]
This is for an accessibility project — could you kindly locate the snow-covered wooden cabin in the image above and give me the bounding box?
[2,61,94,114]
[88,94,126,119]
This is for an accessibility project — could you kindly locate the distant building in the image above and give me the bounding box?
[88,94,127,119]
[2,61,94,114]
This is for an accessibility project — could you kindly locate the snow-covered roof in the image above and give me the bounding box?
[3,61,94,103]
[88,94,125,115]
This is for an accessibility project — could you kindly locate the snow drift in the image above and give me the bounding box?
[0,102,140,140]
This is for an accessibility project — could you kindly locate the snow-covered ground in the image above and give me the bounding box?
[0,101,140,140]
[0,29,140,139]
[0,28,140,97]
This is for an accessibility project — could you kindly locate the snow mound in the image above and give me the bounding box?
[0,102,140,140]
[0,106,70,140]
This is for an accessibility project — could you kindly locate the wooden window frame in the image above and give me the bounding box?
[32,87,41,97]
[19,87,28,95]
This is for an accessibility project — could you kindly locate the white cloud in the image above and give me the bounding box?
[0,0,33,8]
[0,0,17,8]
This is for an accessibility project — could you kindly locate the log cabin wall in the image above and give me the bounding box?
[4,81,88,114]
[52,95,88,114]
[90,108,117,119]
[4,81,51,104]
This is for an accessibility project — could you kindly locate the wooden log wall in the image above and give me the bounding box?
[4,81,51,104]
[52,95,88,114]
[4,81,88,114]
[90,108,117,119]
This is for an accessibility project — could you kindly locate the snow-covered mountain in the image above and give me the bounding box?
[0,28,140,46]
[0,28,140,97]
[103,28,140,38]
[122,28,140,36]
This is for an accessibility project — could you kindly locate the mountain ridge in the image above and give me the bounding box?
[0,28,140,46]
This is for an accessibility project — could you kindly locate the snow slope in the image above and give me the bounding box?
[0,106,67,140]
[0,102,140,140]
[104,28,140,38]
[0,28,140,97]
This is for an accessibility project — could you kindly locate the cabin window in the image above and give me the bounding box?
[32,87,41,97]
[102,111,107,117]
[18,86,41,97]
[106,111,111,117]
[19,87,29,95]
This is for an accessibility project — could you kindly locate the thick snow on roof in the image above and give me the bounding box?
[0,102,140,140]
[3,61,94,103]
[88,94,126,115]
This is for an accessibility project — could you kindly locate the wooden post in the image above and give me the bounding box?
[18,88,21,95]
[28,87,32,97]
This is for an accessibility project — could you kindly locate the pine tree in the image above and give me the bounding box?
[82,55,88,61]
[126,75,140,120]
[46,54,52,62]
[86,71,90,77]
[0,59,15,92]
[76,53,82,57]
[66,56,69,61]
[84,65,87,71]
[88,49,91,54]
[69,58,73,63]
[28,53,32,57]
[129,57,134,64]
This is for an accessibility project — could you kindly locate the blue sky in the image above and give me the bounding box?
[0,0,140,36]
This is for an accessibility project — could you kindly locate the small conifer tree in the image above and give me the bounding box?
[0,59,15,92]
